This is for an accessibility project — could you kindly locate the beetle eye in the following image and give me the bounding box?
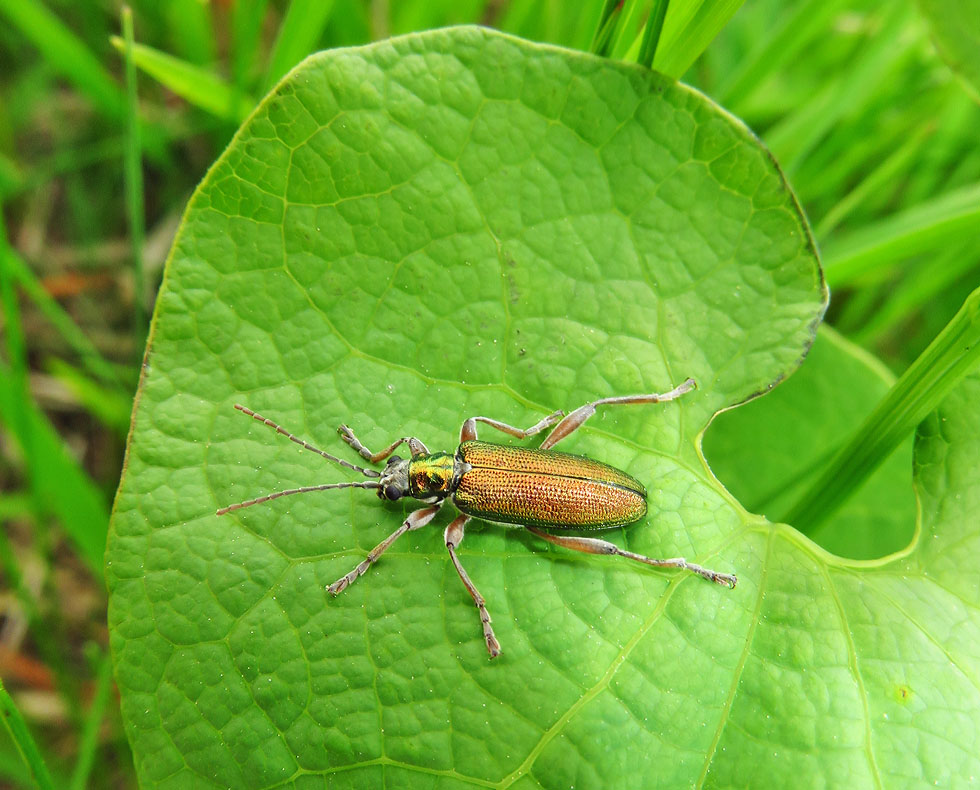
[383,485,403,501]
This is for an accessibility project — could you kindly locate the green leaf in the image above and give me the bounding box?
[917,0,980,101]
[108,27,979,787]
[704,325,915,559]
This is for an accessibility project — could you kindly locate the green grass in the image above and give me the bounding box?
[0,0,978,786]
[0,678,55,790]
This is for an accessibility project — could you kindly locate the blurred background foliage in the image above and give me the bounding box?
[0,0,977,786]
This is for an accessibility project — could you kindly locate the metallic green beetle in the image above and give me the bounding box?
[217,378,736,657]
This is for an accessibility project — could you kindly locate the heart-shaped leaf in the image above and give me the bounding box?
[108,27,979,788]
[704,325,917,559]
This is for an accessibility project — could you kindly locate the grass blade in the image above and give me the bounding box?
[0,746,34,788]
[164,0,216,66]
[0,222,110,571]
[109,36,256,123]
[590,0,622,55]
[0,0,125,121]
[0,214,29,443]
[232,0,270,91]
[851,241,979,345]
[716,0,850,108]
[0,153,22,199]
[0,363,110,573]
[638,0,670,69]
[822,182,980,287]
[814,122,934,238]
[608,0,649,61]
[68,652,113,790]
[765,3,913,173]
[0,678,55,790]
[264,0,337,91]
[46,359,133,437]
[654,0,746,78]
[785,285,980,532]
[120,7,146,353]
[608,0,746,79]
[905,89,980,203]
[5,249,129,388]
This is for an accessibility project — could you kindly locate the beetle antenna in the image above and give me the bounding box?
[233,404,381,478]
[216,480,381,515]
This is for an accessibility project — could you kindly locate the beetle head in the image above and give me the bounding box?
[378,455,410,501]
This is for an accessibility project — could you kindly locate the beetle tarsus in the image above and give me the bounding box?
[327,562,370,595]
[486,630,502,659]
[625,552,737,589]
[336,424,367,457]
[683,562,737,588]
[474,590,501,658]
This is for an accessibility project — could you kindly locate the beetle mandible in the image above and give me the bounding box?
[217,377,736,658]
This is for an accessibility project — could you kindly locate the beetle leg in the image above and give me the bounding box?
[459,410,564,443]
[539,378,696,450]
[338,424,429,462]
[525,526,736,588]
[445,514,501,658]
[327,502,443,595]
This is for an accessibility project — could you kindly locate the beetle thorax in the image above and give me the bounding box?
[407,452,457,500]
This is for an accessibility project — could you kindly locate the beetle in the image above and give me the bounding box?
[217,377,736,657]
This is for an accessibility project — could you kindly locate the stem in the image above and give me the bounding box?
[0,677,56,790]
[637,0,670,70]
[69,652,114,790]
[785,286,980,532]
[0,210,28,425]
[121,6,147,356]
[0,217,33,533]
